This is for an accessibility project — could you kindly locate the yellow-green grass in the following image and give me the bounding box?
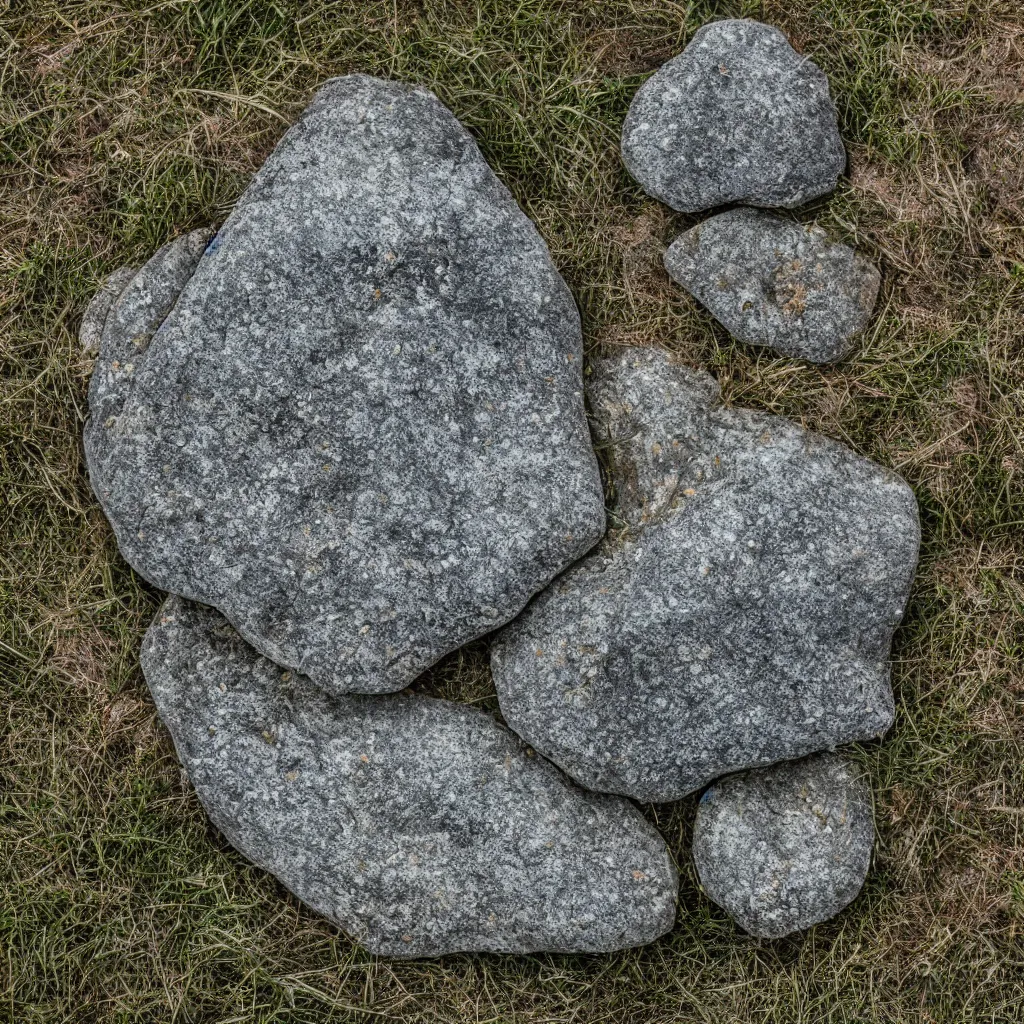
[2,1,1022,1021]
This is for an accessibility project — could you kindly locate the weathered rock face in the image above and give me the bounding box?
[621,19,845,212]
[83,229,213,426]
[143,597,678,957]
[692,753,874,938]
[85,75,605,695]
[79,264,140,355]
[491,349,919,802]
[664,210,880,363]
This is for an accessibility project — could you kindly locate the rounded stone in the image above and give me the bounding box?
[621,19,845,212]
[663,209,881,363]
[693,753,874,938]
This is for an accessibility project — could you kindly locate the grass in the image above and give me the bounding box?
[1,0,1023,1020]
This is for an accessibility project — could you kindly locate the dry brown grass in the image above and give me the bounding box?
[2,1,1023,1021]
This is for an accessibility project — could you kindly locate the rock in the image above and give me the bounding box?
[85,230,213,429]
[664,210,880,363]
[491,348,919,802]
[142,597,678,957]
[80,265,139,355]
[621,19,845,212]
[84,75,605,695]
[692,752,874,938]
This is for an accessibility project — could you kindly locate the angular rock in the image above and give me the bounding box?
[621,19,845,212]
[664,210,880,363]
[143,597,678,957]
[84,75,605,695]
[491,348,919,802]
[692,752,874,938]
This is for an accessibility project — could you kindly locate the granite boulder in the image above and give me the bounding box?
[143,596,679,957]
[84,75,605,695]
[491,348,919,802]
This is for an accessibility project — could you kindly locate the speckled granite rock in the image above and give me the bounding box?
[621,19,845,212]
[84,75,605,695]
[80,264,139,355]
[491,348,919,802]
[664,210,880,362]
[84,229,213,427]
[142,597,678,957]
[693,753,874,937]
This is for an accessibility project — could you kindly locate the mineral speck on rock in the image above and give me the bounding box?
[664,209,880,363]
[84,75,605,695]
[693,752,874,938]
[491,348,919,802]
[143,596,678,957]
[621,19,845,212]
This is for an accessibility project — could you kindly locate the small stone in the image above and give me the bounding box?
[693,752,874,938]
[491,348,919,802]
[664,209,880,362]
[84,75,605,695]
[142,597,678,957]
[621,19,845,212]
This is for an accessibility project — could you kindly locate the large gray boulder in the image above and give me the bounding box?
[84,75,605,695]
[142,597,678,957]
[664,210,880,363]
[693,753,874,938]
[491,348,919,802]
[621,19,845,212]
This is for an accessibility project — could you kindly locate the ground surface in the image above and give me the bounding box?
[1,2,1022,1022]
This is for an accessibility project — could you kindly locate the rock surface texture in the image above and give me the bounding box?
[491,348,919,802]
[664,210,880,362]
[692,753,874,937]
[80,264,141,355]
[84,229,213,429]
[621,19,845,212]
[143,597,678,957]
[85,75,605,695]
